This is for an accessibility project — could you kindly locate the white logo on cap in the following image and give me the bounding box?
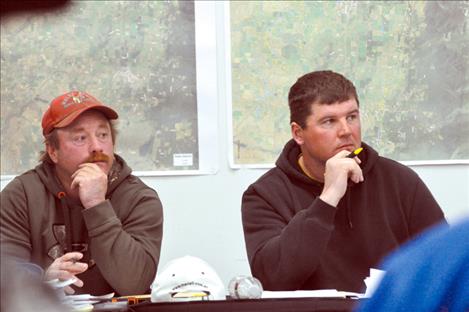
[61,92,89,108]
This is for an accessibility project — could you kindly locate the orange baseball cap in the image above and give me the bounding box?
[42,91,118,135]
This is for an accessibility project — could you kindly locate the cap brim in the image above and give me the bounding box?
[54,106,118,129]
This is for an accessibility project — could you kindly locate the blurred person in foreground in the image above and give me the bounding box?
[0,91,163,296]
[241,70,446,292]
[356,218,469,312]
[1,257,67,312]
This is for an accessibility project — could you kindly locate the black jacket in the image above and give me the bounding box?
[242,140,445,292]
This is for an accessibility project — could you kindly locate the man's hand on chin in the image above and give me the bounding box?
[71,163,108,209]
[319,150,363,207]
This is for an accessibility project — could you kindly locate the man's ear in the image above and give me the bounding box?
[291,122,304,145]
[46,143,59,164]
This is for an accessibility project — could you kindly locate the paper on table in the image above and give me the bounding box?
[262,289,364,299]
[65,292,115,301]
[363,268,386,298]
[61,292,115,311]
[261,268,385,300]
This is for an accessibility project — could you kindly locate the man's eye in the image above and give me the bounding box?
[98,133,109,139]
[347,114,358,122]
[72,135,86,144]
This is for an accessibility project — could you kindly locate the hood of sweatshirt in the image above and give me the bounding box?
[33,154,132,254]
[275,139,380,228]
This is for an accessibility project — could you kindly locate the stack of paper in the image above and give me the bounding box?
[45,278,115,311]
[363,268,386,298]
[262,289,364,299]
[260,268,386,300]
[62,292,115,311]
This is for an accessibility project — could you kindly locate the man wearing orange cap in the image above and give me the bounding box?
[0,91,163,296]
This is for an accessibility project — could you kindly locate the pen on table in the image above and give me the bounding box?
[346,147,363,158]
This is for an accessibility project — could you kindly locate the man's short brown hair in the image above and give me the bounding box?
[288,70,359,128]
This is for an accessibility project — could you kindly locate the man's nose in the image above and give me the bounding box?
[338,119,352,136]
[89,136,103,152]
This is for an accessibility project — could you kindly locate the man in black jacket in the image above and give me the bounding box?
[241,70,445,292]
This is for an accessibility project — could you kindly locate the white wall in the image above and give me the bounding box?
[1,2,468,288]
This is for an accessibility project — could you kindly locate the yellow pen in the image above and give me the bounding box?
[346,147,363,158]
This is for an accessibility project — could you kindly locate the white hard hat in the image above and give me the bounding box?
[151,256,226,302]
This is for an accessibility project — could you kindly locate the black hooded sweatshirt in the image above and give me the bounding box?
[242,140,446,292]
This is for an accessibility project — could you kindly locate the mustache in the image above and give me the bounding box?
[84,151,111,163]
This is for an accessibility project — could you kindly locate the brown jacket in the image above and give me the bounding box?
[0,155,163,296]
